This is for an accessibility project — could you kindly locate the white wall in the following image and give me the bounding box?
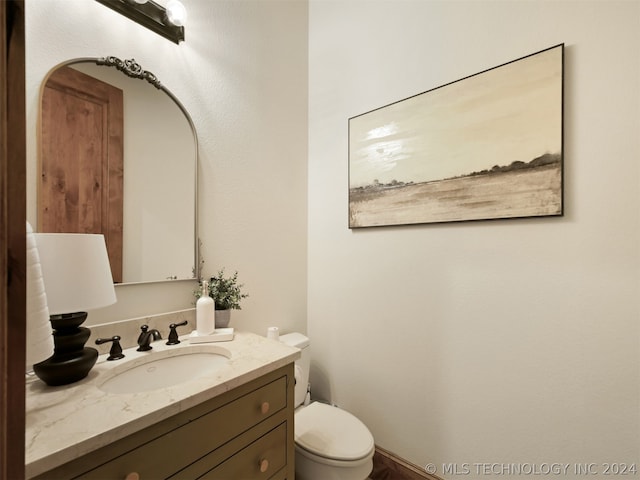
[308,0,639,477]
[25,0,308,334]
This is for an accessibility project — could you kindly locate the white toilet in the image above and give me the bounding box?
[280,332,375,480]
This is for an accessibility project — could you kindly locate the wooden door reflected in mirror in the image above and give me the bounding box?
[40,65,124,282]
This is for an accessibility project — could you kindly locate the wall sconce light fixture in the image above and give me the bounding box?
[95,0,186,44]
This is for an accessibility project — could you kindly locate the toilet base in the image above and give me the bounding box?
[295,446,373,480]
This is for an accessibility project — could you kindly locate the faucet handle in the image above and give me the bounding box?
[95,336,125,361]
[167,320,189,345]
[137,324,149,344]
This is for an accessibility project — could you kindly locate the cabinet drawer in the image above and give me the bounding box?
[199,423,287,480]
[75,375,287,479]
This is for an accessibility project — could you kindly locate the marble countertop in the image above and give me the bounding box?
[25,331,300,478]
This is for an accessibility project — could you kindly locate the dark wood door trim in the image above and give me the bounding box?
[1,1,27,478]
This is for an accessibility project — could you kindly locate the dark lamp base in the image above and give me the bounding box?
[33,311,98,386]
[33,348,98,386]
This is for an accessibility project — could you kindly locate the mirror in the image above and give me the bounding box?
[38,57,199,284]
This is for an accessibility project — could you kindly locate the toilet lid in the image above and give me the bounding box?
[295,402,374,461]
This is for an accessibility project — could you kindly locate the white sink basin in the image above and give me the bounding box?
[99,349,230,394]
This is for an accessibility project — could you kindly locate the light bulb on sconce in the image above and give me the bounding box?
[166,0,187,27]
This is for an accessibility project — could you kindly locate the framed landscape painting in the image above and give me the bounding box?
[348,44,564,228]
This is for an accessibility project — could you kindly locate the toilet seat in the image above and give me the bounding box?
[294,402,375,462]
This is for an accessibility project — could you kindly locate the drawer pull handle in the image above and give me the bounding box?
[124,473,140,480]
[259,458,269,473]
[261,401,270,414]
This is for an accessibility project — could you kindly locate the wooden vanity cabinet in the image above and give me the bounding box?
[34,364,295,480]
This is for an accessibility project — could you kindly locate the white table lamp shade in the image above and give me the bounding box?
[33,233,117,315]
[26,222,54,371]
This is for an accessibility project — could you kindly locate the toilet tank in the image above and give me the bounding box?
[279,332,310,408]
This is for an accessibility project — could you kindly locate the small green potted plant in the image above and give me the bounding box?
[195,268,248,327]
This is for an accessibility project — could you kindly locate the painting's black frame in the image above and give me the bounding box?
[348,44,564,229]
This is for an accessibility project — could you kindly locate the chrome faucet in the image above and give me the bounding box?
[137,324,162,351]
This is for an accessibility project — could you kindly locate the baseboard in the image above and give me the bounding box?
[371,446,444,480]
